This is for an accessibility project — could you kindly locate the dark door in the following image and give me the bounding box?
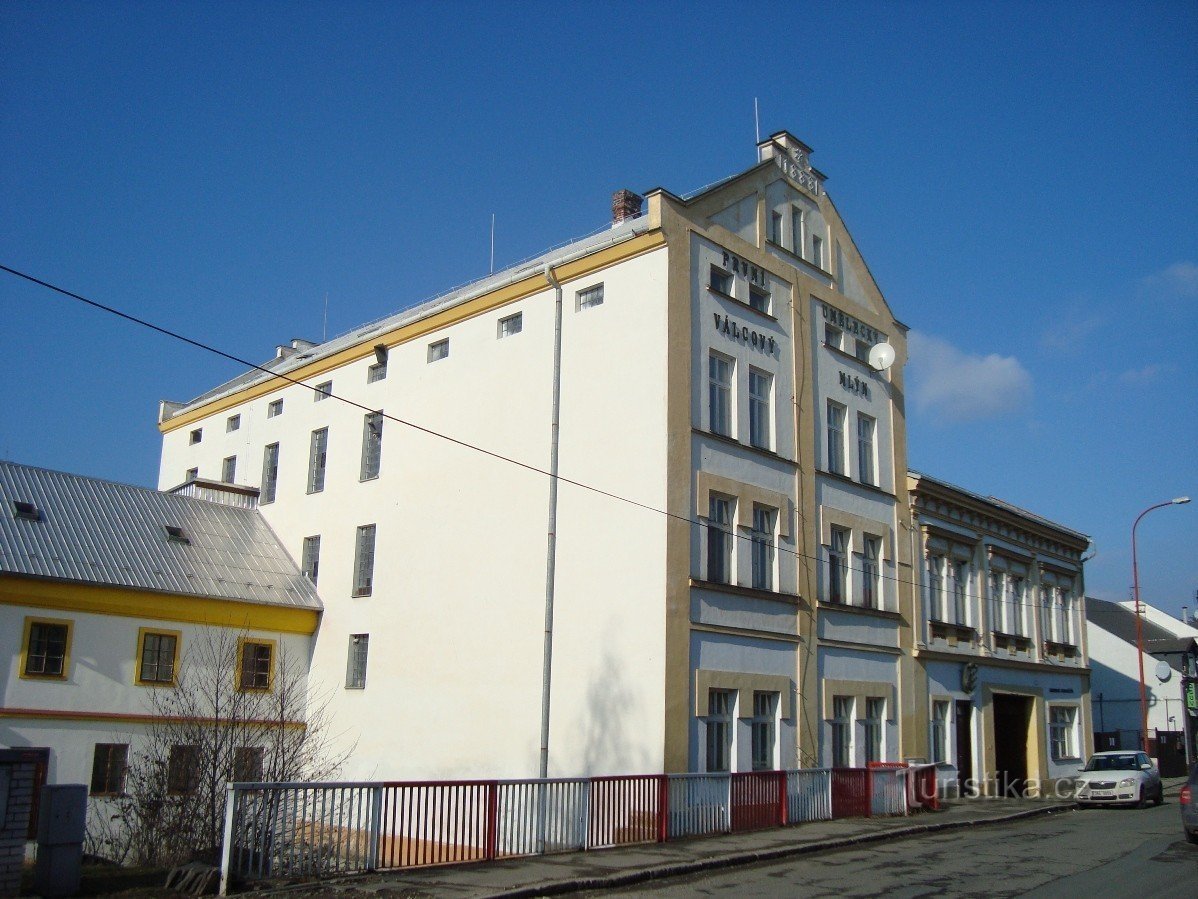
[955,700,973,794]
[993,694,1031,797]
[1156,731,1187,777]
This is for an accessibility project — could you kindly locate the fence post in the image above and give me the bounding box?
[776,770,787,826]
[656,775,669,843]
[485,781,499,860]
[219,783,237,897]
[367,785,383,870]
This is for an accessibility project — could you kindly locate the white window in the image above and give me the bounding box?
[748,368,771,449]
[951,560,970,625]
[706,689,735,773]
[857,413,876,485]
[708,353,733,437]
[307,427,328,494]
[427,339,449,362]
[863,698,885,763]
[1059,590,1074,644]
[790,207,804,256]
[828,526,848,603]
[576,284,604,311]
[367,361,387,383]
[1041,586,1055,643]
[831,696,853,767]
[498,312,522,338]
[315,381,332,401]
[226,414,240,432]
[267,399,283,418]
[989,571,1003,633]
[360,412,383,480]
[301,535,320,584]
[931,701,950,764]
[709,265,732,296]
[751,692,779,771]
[706,495,734,585]
[826,401,846,474]
[769,210,783,245]
[346,634,369,689]
[751,505,775,591]
[811,234,823,268]
[353,524,376,597]
[261,443,279,504]
[926,554,946,621]
[221,455,237,484]
[860,535,881,609]
[1009,576,1025,636]
[748,285,770,315]
[1049,706,1078,760]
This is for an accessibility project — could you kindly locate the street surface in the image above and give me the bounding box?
[594,802,1197,898]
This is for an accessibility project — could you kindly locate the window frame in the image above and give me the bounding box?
[856,413,876,485]
[790,206,804,256]
[827,527,848,604]
[90,743,129,796]
[709,265,733,297]
[346,633,370,689]
[769,210,783,245]
[20,617,73,680]
[427,338,450,362]
[221,455,237,484]
[135,627,181,687]
[353,523,377,597]
[189,428,202,445]
[706,495,734,585]
[360,411,383,481]
[367,360,388,383]
[1049,705,1079,761]
[860,535,881,609]
[708,352,733,437]
[811,233,824,269]
[748,368,772,450]
[307,427,328,494]
[863,697,885,764]
[705,688,735,773]
[576,283,604,311]
[267,398,283,418]
[750,505,775,592]
[167,744,200,795]
[261,442,280,505]
[301,534,321,585]
[314,380,333,401]
[826,401,846,474]
[748,285,771,315]
[750,691,779,772]
[226,414,241,432]
[233,746,265,783]
[831,696,854,768]
[931,700,950,764]
[236,637,276,692]
[497,311,523,338]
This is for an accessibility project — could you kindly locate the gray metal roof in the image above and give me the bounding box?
[0,460,322,611]
[168,215,653,415]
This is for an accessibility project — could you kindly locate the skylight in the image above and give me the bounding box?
[12,500,40,521]
[164,525,190,544]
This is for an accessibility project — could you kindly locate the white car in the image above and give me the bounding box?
[1074,750,1163,807]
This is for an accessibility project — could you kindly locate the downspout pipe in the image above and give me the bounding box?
[539,263,564,783]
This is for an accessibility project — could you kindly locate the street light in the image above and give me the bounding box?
[1133,496,1191,754]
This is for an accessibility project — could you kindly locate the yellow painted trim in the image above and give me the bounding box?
[1,576,320,635]
[134,626,182,687]
[19,616,74,681]
[0,707,305,730]
[159,231,668,433]
[236,636,277,693]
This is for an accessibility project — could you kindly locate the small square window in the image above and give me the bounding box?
[267,399,283,418]
[577,284,604,311]
[824,324,842,350]
[226,414,241,432]
[428,339,449,363]
[189,428,203,445]
[314,381,333,401]
[368,361,387,383]
[185,467,198,481]
[709,266,732,296]
[498,312,523,338]
[855,339,870,363]
[12,500,40,521]
[749,286,770,315]
[233,746,264,782]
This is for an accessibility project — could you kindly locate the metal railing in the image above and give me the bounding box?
[220,765,933,893]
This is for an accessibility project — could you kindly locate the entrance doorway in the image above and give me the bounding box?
[955,700,973,794]
[993,694,1032,797]
[1156,730,1187,777]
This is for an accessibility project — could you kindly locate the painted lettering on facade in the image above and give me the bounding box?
[822,303,882,346]
[839,370,871,399]
[713,312,777,355]
[720,251,767,287]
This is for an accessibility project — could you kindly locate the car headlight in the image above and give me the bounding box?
[1119,778,1136,787]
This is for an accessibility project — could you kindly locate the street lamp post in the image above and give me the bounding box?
[1132,496,1191,754]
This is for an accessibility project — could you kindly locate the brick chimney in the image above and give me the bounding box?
[611,189,643,226]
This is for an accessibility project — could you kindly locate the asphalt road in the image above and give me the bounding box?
[594,801,1197,898]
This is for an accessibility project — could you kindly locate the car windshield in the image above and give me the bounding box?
[1084,754,1139,772]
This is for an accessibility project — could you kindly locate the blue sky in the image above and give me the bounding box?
[2,2,1195,615]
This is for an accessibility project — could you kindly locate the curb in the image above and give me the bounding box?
[484,804,1076,898]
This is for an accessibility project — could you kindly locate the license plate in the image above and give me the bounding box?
[1091,791,1112,797]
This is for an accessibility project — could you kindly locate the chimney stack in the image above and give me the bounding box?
[611,189,643,227]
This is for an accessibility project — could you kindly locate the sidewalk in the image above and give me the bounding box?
[258,795,1091,897]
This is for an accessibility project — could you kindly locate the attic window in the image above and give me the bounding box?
[12,501,40,521]
[164,525,190,545]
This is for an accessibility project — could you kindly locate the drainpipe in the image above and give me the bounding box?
[539,263,564,782]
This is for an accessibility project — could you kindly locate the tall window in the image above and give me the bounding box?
[826,401,845,474]
[861,536,881,609]
[261,443,279,504]
[23,620,70,677]
[857,414,876,485]
[577,284,604,310]
[863,698,884,764]
[926,554,946,621]
[307,427,328,494]
[770,210,783,244]
[751,506,775,591]
[301,535,321,584]
[221,455,237,484]
[346,634,370,689]
[709,353,733,437]
[238,640,273,691]
[951,560,969,625]
[360,412,383,480]
[1041,586,1055,643]
[1059,589,1074,644]
[931,701,950,764]
[790,207,804,255]
[1009,576,1025,635]
[706,689,735,773]
[138,631,178,685]
[353,524,376,597]
[90,744,128,795]
[831,697,853,767]
[1049,706,1078,760]
[751,692,779,771]
[748,369,771,449]
[989,571,1003,633]
[811,234,823,268]
[706,496,734,584]
[828,527,848,603]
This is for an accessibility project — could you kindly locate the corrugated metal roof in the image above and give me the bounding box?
[0,461,321,611]
[167,215,654,414]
